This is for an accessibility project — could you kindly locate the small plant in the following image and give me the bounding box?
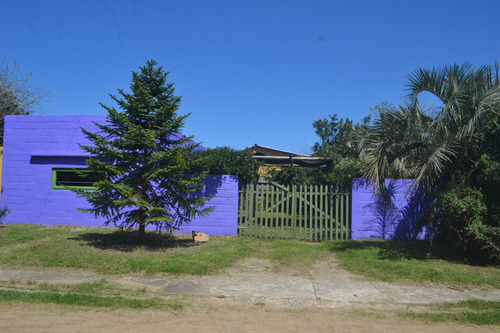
[0,206,9,224]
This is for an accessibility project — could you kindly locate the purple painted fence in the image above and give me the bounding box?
[351,178,430,240]
[0,115,238,236]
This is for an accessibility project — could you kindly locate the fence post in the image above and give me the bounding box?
[248,184,255,238]
[345,185,351,240]
[279,185,284,240]
[328,186,333,241]
[298,184,303,240]
[238,189,244,236]
[291,185,297,239]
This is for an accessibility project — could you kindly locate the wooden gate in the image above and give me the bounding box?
[238,182,350,241]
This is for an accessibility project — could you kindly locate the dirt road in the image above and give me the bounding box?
[0,302,496,333]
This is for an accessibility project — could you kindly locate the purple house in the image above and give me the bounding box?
[0,115,238,236]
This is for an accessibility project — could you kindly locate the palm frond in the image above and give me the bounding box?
[364,61,500,194]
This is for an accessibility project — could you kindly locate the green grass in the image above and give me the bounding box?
[323,239,500,287]
[0,224,327,275]
[402,300,500,325]
[406,311,499,325]
[0,289,182,310]
[1,224,499,288]
[0,224,61,245]
[436,300,500,311]
[33,279,134,297]
[0,224,499,320]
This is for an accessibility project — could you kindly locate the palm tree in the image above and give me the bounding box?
[361,62,500,262]
[362,62,500,193]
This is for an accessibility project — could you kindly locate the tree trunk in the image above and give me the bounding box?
[138,223,146,245]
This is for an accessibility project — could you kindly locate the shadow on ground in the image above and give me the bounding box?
[69,230,199,252]
[325,239,468,263]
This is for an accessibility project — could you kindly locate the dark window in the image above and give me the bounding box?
[52,169,102,189]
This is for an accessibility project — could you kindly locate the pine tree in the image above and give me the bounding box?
[75,60,212,244]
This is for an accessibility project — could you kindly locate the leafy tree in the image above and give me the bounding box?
[0,58,51,145]
[285,113,371,187]
[186,147,262,188]
[269,114,369,187]
[75,60,212,244]
[362,62,500,262]
[315,157,363,187]
[312,113,370,159]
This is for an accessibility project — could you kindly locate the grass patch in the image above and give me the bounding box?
[0,279,153,302]
[69,279,118,295]
[0,224,328,275]
[0,289,183,310]
[435,300,500,311]
[323,239,500,287]
[1,225,499,288]
[405,311,499,325]
[402,300,500,325]
[0,224,62,246]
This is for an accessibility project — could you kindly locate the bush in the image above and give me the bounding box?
[270,167,316,186]
[0,206,9,224]
[270,157,362,188]
[432,185,500,264]
[187,147,262,188]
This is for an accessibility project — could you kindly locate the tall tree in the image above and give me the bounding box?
[306,114,370,186]
[362,62,500,262]
[75,60,212,244]
[0,58,51,145]
[312,114,370,159]
[362,63,500,191]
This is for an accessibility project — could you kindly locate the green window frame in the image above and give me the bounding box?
[52,168,101,190]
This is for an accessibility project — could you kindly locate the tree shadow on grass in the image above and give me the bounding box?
[329,239,466,263]
[69,230,199,252]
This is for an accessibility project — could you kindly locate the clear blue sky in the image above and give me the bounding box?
[1,0,499,154]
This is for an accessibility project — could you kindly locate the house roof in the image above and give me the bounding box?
[245,144,307,157]
[245,144,332,167]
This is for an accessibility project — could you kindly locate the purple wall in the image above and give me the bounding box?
[1,115,238,236]
[351,178,430,240]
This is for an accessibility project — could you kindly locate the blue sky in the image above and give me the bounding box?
[1,0,499,154]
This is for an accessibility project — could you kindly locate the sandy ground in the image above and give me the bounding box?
[0,301,496,333]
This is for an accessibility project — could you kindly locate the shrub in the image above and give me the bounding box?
[433,185,500,264]
[0,206,9,224]
[187,147,262,188]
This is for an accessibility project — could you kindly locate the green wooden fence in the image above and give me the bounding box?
[238,182,350,241]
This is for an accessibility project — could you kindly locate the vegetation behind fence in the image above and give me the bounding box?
[238,183,350,241]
